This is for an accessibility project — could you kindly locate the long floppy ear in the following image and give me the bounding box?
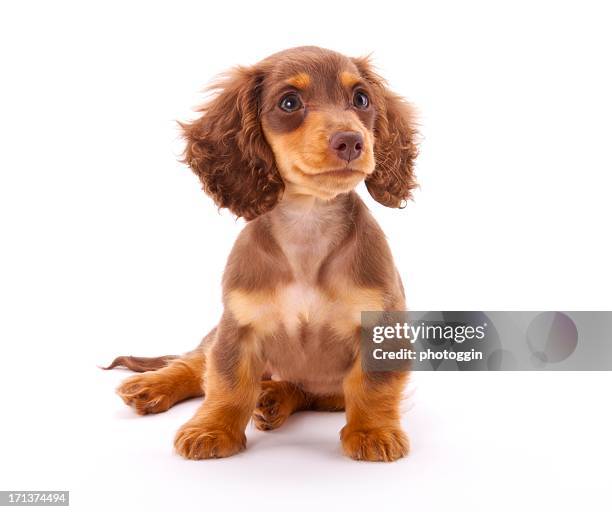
[181,66,284,220]
[352,57,419,208]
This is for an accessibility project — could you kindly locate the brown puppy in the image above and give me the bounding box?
[107,46,418,462]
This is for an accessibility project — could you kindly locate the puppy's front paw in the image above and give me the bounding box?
[340,425,409,462]
[174,423,246,460]
[117,373,174,415]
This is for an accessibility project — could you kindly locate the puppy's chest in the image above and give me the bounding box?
[259,282,360,385]
[229,282,361,338]
[228,280,383,362]
[275,282,341,335]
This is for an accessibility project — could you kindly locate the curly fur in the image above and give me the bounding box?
[181,67,285,220]
[351,57,419,207]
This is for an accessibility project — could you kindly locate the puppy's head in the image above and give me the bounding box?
[183,46,418,220]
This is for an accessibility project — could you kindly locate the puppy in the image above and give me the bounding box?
[107,46,418,462]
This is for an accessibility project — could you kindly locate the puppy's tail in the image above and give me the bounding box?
[101,328,216,373]
[100,354,178,373]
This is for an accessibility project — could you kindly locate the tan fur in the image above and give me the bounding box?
[340,71,361,88]
[254,380,345,431]
[286,72,311,89]
[227,285,383,353]
[341,362,409,461]
[263,110,376,200]
[116,348,205,414]
[109,46,418,462]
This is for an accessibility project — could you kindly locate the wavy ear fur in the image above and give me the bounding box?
[353,57,419,208]
[181,66,284,220]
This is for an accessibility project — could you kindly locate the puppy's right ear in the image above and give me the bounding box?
[181,66,284,220]
[352,57,419,209]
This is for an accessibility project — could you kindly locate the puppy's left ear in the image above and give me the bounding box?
[353,57,419,208]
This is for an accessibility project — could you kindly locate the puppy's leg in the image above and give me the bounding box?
[174,317,263,459]
[253,381,345,431]
[341,361,409,462]
[309,393,345,412]
[116,348,205,415]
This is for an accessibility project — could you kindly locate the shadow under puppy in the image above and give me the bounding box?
[106,46,418,462]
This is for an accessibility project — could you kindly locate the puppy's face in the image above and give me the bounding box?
[260,55,377,199]
[183,46,418,220]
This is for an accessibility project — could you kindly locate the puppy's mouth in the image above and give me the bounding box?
[288,163,373,191]
[314,168,367,179]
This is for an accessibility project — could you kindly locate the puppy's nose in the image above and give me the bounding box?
[330,131,363,163]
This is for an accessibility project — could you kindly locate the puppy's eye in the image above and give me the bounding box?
[353,91,369,109]
[279,93,303,113]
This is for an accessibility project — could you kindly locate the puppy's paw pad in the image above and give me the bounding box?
[116,374,173,415]
[253,384,291,431]
[174,424,245,459]
[341,426,409,462]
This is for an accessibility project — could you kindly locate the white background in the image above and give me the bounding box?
[1,1,611,511]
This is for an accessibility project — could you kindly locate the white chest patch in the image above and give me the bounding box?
[227,282,384,339]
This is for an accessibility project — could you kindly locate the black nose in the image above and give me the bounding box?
[330,131,363,163]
